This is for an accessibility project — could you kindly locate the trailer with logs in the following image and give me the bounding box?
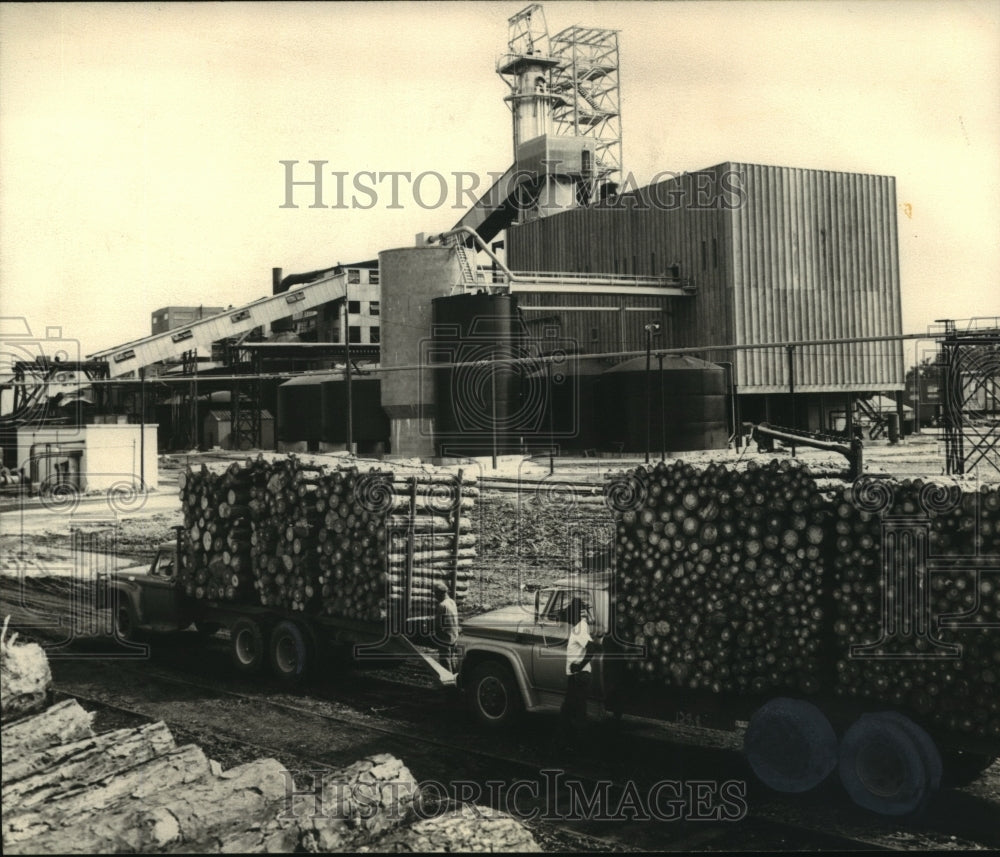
[454,458,1000,817]
[102,455,474,683]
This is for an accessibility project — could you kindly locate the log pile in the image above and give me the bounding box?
[612,459,829,695]
[178,455,478,621]
[1,617,537,854]
[830,479,1000,740]
[611,461,1000,739]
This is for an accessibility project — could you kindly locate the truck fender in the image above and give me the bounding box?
[457,643,540,712]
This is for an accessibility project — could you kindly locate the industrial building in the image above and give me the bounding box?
[4,2,933,477]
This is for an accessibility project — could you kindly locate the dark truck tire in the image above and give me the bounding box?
[115,605,142,643]
[269,620,310,682]
[838,712,941,816]
[467,660,522,728]
[744,698,838,793]
[231,618,266,675]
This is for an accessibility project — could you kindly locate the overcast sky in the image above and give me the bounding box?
[1,0,998,360]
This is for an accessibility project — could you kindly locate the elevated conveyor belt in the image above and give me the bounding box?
[450,164,522,246]
[89,272,349,378]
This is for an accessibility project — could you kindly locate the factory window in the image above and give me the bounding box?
[591,327,600,342]
[348,269,361,284]
[369,270,379,285]
[701,241,707,272]
[348,300,361,314]
[348,325,361,344]
[369,326,380,344]
[369,300,380,316]
[712,237,718,269]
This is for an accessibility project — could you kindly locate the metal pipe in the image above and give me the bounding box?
[787,345,796,456]
[139,367,145,487]
[657,352,665,461]
[344,298,353,454]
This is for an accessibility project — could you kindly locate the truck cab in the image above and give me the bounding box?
[104,543,191,638]
[456,572,611,726]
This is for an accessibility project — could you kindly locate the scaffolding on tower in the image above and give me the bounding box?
[549,23,622,199]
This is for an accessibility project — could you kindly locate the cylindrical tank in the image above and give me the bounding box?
[378,245,461,458]
[432,293,534,457]
[526,357,606,451]
[277,376,323,443]
[321,377,390,447]
[597,355,728,452]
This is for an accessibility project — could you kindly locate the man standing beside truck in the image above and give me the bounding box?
[433,581,459,672]
[561,597,600,741]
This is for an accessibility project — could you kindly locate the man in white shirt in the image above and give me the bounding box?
[433,582,459,672]
[561,597,599,739]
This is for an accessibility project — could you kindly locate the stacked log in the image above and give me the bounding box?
[611,459,830,696]
[610,460,1000,740]
[177,462,259,602]
[178,455,477,622]
[830,478,1000,740]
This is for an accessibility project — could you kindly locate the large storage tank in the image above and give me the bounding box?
[597,355,728,452]
[526,357,607,451]
[320,376,389,452]
[277,376,323,445]
[378,245,461,458]
[432,293,537,457]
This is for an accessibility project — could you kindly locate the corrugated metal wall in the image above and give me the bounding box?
[507,162,904,392]
[515,292,670,356]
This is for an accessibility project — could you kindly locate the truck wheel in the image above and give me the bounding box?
[838,712,941,815]
[231,618,265,674]
[269,620,310,682]
[744,698,838,793]
[468,661,522,728]
[115,606,142,643]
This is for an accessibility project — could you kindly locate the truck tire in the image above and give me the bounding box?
[468,660,522,728]
[838,712,941,815]
[269,620,310,682]
[115,605,142,643]
[231,618,265,675]
[744,698,838,793]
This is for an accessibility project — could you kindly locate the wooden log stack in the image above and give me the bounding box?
[178,455,478,622]
[611,461,1000,740]
[830,478,1000,740]
[612,459,830,696]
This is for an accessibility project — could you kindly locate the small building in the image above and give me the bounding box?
[17,423,159,492]
[151,306,226,335]
[203,409,274,451]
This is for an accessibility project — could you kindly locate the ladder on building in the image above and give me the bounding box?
[450,236,479,288]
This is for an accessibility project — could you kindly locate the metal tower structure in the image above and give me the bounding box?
[549,23,622,199]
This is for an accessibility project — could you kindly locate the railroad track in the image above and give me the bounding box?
[47,651,974,853]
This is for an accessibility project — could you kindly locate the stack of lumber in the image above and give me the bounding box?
[1,616,537,854]
[178,455,478,621]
